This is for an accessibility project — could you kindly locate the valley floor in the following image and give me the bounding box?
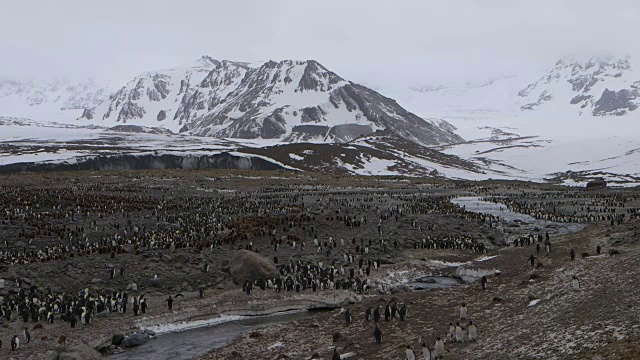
[198,220,640,360]
[0,171,636,360]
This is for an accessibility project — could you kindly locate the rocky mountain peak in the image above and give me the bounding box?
[518,55,640,116]
[77,57,462,146]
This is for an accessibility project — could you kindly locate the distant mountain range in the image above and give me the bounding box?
[0,77,108,119]
[1,55,639,186]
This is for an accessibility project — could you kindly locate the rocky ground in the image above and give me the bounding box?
[0,171,637,359]
[199,219,640,360]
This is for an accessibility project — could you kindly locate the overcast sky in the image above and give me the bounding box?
[2,0,639,87]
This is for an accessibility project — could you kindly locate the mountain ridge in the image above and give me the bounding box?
[78,57,464,146]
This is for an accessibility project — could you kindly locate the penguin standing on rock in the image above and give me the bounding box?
[23,328,30,344]
[406,345,416,360]
[344,308,353,324]
[404,345,416,360]
[455,322,464,343]
[448,322,455,340]
[373,306,381,323]
[572,276,581,290]
[434,337,445,359]
[459,303,468,320]
[422,343,432,360]
[11,335,19,350]
[332,348,341,360]
[399,303,407,321]
[468,321,478,341]
[374,324,383,344]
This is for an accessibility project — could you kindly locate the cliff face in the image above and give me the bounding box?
[0,153,288,174]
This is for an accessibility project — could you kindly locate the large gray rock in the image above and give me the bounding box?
[390,284,412,293]
[112,332,125,346]
[150,278,163,288]
[58,344,103,360]
[229,250,278,285]
[121,333,148,348]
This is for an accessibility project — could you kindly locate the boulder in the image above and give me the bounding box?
[229,250,278,285]
[58,344,103,360]
[112,333,125,346]
[390,284,412,293]
[377,258,395,265]
[161,254,172,263]
[150,278,163,288]
[121,333,148,348]
[127,282,138,291]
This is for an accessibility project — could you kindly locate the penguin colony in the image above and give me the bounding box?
[0,173,637,358]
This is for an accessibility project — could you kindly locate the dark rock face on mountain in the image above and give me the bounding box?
[594,88,639,116]
[80,57,463,146]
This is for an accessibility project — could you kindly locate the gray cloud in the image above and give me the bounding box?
[1,0,639,87]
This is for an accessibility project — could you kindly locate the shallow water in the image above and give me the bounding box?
[451,196,584,236]
[108,311,311,360]
[451,196,537,223]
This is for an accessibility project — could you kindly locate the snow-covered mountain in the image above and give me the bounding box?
[0,77,109,120]
[80,56,463,146]
[518,56,640,116]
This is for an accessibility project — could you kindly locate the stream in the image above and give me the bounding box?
[450,196,585,237]
[108,311,311,360]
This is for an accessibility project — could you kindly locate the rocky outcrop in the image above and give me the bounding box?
[0,153,289,174]
[229,250,278,285]
[112,333,125,346]
[593,88,639,116]
[121,333,149,348]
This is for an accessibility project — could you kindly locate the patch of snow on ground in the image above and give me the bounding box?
[267,342,284,350]
[140,314,246,335]
[476,255,498,262]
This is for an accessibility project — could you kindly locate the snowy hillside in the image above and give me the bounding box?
[80,57,463,146]
[0,77,109,121]
[518,56,640,116]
